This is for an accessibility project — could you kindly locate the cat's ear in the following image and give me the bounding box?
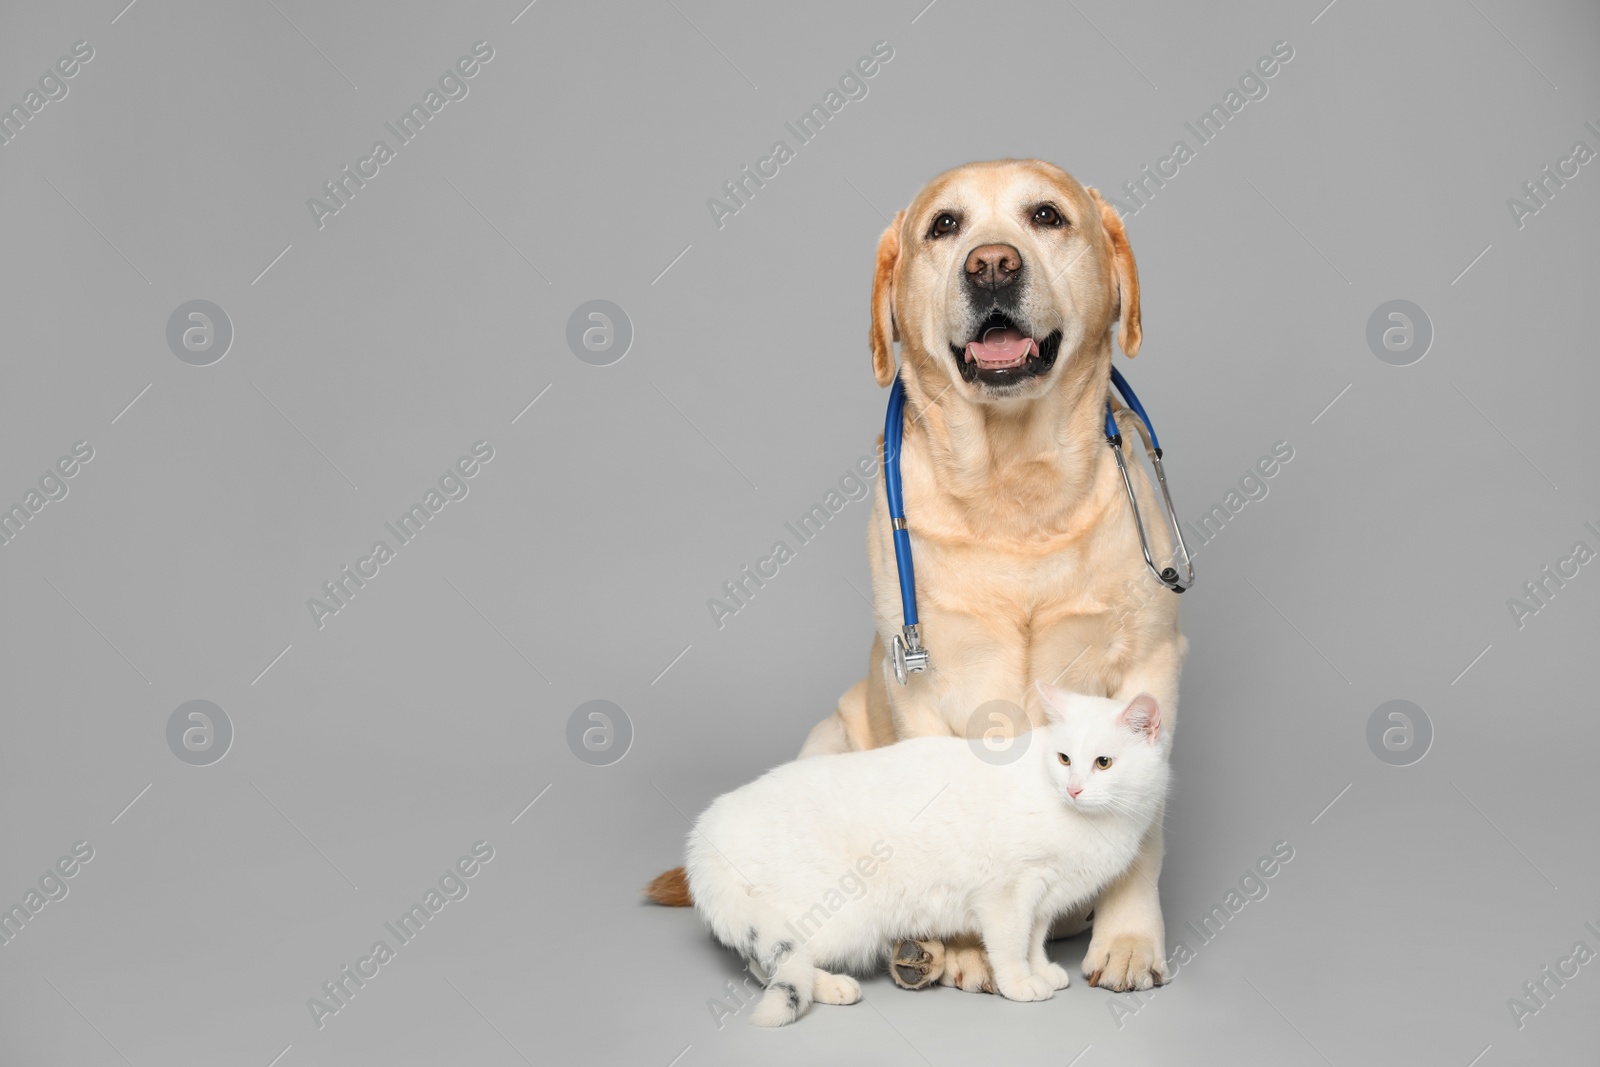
[1118,693,1162,742]
[1033,681,1072,724]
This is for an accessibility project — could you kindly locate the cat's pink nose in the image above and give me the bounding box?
[1067,784,1083,798]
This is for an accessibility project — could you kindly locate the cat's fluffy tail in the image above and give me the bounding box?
[686,844,815,1026]
[749,943,815,1027]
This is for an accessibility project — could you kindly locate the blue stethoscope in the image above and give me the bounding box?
[882,367,1195,685]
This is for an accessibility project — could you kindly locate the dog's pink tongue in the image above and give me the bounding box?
[965,327,1033,364]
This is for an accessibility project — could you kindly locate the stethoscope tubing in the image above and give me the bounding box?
[883,366,1194,684]
[883,377,920,628]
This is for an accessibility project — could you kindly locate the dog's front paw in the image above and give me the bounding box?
[890,938,944,991]
[1082,929,1168,992]
[996,971,1056,1002]
[939,939,996,994]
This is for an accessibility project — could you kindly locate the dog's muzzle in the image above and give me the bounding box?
[950,311,1062,386]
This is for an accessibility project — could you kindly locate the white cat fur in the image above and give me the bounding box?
[686,683,1171,1025]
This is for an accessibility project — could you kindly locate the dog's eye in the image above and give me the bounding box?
[928,212,959,239]
[1032,204,1066,228]
[1058,753,1070,766]
[1095,756,1113,769]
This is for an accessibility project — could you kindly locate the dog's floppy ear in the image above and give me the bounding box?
[869,210,905,386]
[1087,188,1141,358]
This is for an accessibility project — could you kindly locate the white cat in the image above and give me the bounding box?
[685,683,1171,1026]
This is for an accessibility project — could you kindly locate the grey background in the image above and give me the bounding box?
[1,0,1596,1064]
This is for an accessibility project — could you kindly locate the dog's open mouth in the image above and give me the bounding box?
[950,312,1062,386]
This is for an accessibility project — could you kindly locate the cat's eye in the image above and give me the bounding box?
[1057,753,1070,766]
[1095,756,1113,769]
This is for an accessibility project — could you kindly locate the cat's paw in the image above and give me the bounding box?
[1042,962,1072,990]
[813,972,861,1005]
[996,972,1057,1002]
[939,940,997,994]
[890,938,944,991]
[1082,930,1168,992]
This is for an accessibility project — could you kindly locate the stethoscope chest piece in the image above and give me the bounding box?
[890,624,928,686]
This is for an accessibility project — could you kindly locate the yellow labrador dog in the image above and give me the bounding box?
[651,158,1184,995]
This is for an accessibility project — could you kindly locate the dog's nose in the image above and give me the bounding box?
[964,244,1022,290]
